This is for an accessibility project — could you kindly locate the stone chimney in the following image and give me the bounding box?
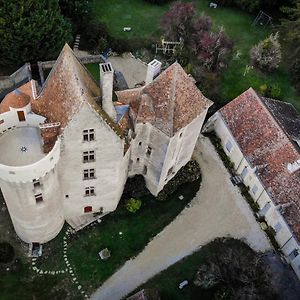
[287,160,300,174]
[145,59,162,85]
[99,62,117,122]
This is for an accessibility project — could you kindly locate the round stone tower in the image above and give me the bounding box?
[0,105,64,243]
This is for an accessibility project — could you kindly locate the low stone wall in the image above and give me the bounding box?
[0,63,32,99]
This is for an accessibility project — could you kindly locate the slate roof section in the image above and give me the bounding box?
[0,81,34,113]
[261,97,300,145]
[220,88,300,240]
[116,63,213,137]
[31,44,123,137]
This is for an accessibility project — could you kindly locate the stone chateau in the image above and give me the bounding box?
[0,45,212,244]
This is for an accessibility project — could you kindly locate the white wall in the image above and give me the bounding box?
[59,102,127,227]
[205,112,300,280]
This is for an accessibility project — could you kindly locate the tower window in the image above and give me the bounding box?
[85,187,95,196]
[35,193,43,204]
[143,165,148,175]
[83,169,96,180]
[146,146,152,156]
[33,179,40,188]
[83,150,95,163]
[83,129,95,141]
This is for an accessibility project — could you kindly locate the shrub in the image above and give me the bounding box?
[157,160,201,201]
[0,242,15,263]
[250,32,282,72]
[291,59,300,91]
[125,198,142,213]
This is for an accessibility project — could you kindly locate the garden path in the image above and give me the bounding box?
[91,135,271,300]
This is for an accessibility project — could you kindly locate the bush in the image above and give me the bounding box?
[250,32,282,72]
[0,242,15,263]
[125,198,142,213]
[259,83,281,98]
[157,160,201,201]
[291,59,300,92]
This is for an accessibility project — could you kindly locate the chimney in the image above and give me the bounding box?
[145,59,162,85]
[287,160,300,174]
[99,62,117,122]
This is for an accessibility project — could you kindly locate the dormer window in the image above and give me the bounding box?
[146,146,152,156]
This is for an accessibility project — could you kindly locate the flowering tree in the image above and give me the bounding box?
[160,2,196,41]
[250,33,282,72]
[160,2,233,72]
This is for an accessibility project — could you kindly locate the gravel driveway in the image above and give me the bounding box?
[91,135,271,300]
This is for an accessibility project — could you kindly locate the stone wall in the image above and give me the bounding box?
[0,63,32,99]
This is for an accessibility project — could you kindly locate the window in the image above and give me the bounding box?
[65,195,69,199]
[35,193,43,204]
[167,167,174,177]
[241,167,248,179]
[83,129,95,142]
[179,132,183,138]
[83,150,95,163]
[138,142,142,146]
[146,146,152,156]
[274,222,282,233]
[33,179,40,188]
[0,119,4,125]
[251,184,258,195]
[84,206,93,213]
[289,249,299,260]
[85,187,95,197]
[260,202,271,216]
[225,140,233,152]
[136,158,140,162]
[143,165,148,175]
[83,169,95,180]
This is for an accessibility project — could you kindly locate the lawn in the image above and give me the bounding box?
[33,177,201,297]
[91,0,300,111]
[128,238,259,300]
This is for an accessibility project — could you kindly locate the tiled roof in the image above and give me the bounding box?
[31,44,122,137]
[220,88,300,240]
[116,63,213,137]
[0,81,34,113]
[261,97,300,144]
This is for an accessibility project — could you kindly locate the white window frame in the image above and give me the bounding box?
[241,167,248,179]
[83,150,95,163]
[83,169,96,180]
[85,186,95,197]
[83,129,95,142]
[35,193,43,204]
[225,140,233,152]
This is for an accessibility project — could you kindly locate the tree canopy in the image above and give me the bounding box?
[0,0,72,66]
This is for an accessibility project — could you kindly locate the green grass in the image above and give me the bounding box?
[91,0,170,40]
[91,0,300,111]
[129,238,254,300]
[36,178,201,294]
[86,63,100,83]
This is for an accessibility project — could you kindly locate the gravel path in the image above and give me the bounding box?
[91,136,271,300]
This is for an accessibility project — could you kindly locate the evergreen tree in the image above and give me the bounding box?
[0,0,72,66]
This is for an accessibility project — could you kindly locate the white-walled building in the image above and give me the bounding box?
[0,44,212,244]
[203,88,300,279]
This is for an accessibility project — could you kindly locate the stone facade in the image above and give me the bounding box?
[0,45,212,244]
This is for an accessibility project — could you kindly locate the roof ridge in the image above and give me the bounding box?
[168,64,178,136]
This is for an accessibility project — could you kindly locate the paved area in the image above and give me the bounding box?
[91,136,271,300]
[0,126,44,166]
[109,53,147,88]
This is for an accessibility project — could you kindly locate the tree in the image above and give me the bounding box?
[281,1,300,60]
[194,239,277,300]
[161,3,233,72]
[160,2,196,41]
[0,0,72,66]
[59,0,90,32]
[250,32,281,72]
